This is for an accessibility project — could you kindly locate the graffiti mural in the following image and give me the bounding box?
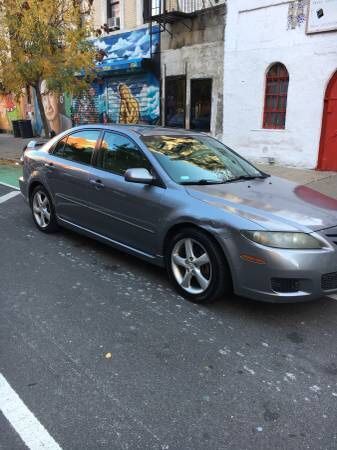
[72,85,101,126]
[33,26,160,135]
[107,73,159,125]
[0,93,24,131]
[72,73,160,127]
[93,26,160,71]
[33,84,72,136]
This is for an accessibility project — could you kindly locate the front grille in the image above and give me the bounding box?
[271,278,300,293]
[322,272,337,291]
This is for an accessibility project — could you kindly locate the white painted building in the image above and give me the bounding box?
[223,0,337,170]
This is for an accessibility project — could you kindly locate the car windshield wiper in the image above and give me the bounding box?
[225,174,270,183]
[180,179,226,185]
[180,173,270,185]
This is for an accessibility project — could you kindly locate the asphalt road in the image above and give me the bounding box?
[1,184,337,450]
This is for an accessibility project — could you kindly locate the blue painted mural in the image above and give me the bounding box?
[72,73,160,127]
[93,26,160,73]
[33,26,160,135]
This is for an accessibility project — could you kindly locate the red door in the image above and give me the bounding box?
[318,72,337,171]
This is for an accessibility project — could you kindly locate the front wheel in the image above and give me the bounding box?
[166,228,232,303]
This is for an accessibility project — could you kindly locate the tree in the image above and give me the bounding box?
[0,0,96,136]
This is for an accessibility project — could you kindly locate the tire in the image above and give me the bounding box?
[30,185,58,233]
[166,227,232,303]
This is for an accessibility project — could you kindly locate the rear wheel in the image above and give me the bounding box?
[30,185,58,233]
[166,228,232,303]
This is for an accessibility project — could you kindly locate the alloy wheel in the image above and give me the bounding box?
[32,191,51,229]
[171,238,212,295]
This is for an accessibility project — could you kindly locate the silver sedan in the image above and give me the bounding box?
[20,125,337,303]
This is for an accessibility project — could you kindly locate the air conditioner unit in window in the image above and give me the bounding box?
[107,16,120,30]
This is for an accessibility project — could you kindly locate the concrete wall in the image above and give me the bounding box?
[161,4,226,137]
[91,0,143,31]
[223,0,337,168]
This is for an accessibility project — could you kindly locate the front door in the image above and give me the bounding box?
[87,131,166,256]
[318,72,337,171]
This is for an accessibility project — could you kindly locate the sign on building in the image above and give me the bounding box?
[307,0,337,33]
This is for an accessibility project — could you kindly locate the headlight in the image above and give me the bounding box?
[241,231,324,249]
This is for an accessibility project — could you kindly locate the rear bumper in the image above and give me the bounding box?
[19,176,28,202]
[221,232,337,303]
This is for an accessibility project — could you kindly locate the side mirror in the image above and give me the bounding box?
[124,168,154,185]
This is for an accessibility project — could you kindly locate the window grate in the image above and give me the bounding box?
[263,63,289,130]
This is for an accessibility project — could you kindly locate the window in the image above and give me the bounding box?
[190,79,212,132]
[165,76,186,128]
[263,63,289,129]
[107,0,120,18]
[142,135,261,185]
[56,130,100,165]
[97,132,151,176]
[52,137,67,158]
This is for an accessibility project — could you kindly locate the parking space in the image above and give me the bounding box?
[0,184,14,197]
[1,195,337,450]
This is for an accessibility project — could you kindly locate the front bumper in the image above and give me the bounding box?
[221,231,337,303]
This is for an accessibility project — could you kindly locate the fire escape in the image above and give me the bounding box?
[144,0,218,49]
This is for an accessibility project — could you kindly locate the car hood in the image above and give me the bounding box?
[185,176,337,232]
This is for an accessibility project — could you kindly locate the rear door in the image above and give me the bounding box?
[87,131,166,255]
[46,129,101,226]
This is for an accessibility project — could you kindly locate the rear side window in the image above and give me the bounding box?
[53,130,100,165]
[97,132,151,176]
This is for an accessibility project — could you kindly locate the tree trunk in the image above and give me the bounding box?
[34,83,49,138]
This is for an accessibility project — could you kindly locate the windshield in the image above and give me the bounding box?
[142,135,263,185]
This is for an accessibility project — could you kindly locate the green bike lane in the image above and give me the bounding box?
[0,163,21,189]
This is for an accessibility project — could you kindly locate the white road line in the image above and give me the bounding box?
[327,294,337,301]
[0,191,20,204]
[0,373,63,450]
[0,181,19,190]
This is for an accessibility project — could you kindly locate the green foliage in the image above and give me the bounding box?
[0,0,96,96]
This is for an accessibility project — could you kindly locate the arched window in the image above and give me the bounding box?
[263,63,289,129]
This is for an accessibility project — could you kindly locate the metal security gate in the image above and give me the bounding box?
[72,73,160,126]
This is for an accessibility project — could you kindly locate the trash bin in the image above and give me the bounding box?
[12,120,21,137]
[18,119,34,138]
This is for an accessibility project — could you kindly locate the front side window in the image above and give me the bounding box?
[190,79,212,132]
[56,130,100,165]
[165,76,186,128]
[97,132,151,176]
[263,63,289,129]
[53,137,67,158]
[142,135,262,185]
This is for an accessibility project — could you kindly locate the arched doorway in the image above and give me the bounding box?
[318,72,337,171]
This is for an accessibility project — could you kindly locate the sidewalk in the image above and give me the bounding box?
[0,133,336,198]
[0,133,35,162]
[256,163,337,200]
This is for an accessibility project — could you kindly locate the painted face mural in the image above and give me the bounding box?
[33,27,160,135]
[40,80,72,134]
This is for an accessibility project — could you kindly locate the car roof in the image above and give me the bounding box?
[118,125,201,137]
[70,124,204,137]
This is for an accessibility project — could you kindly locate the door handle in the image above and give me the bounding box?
[89,179,105,189]
[44,162,55,169]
